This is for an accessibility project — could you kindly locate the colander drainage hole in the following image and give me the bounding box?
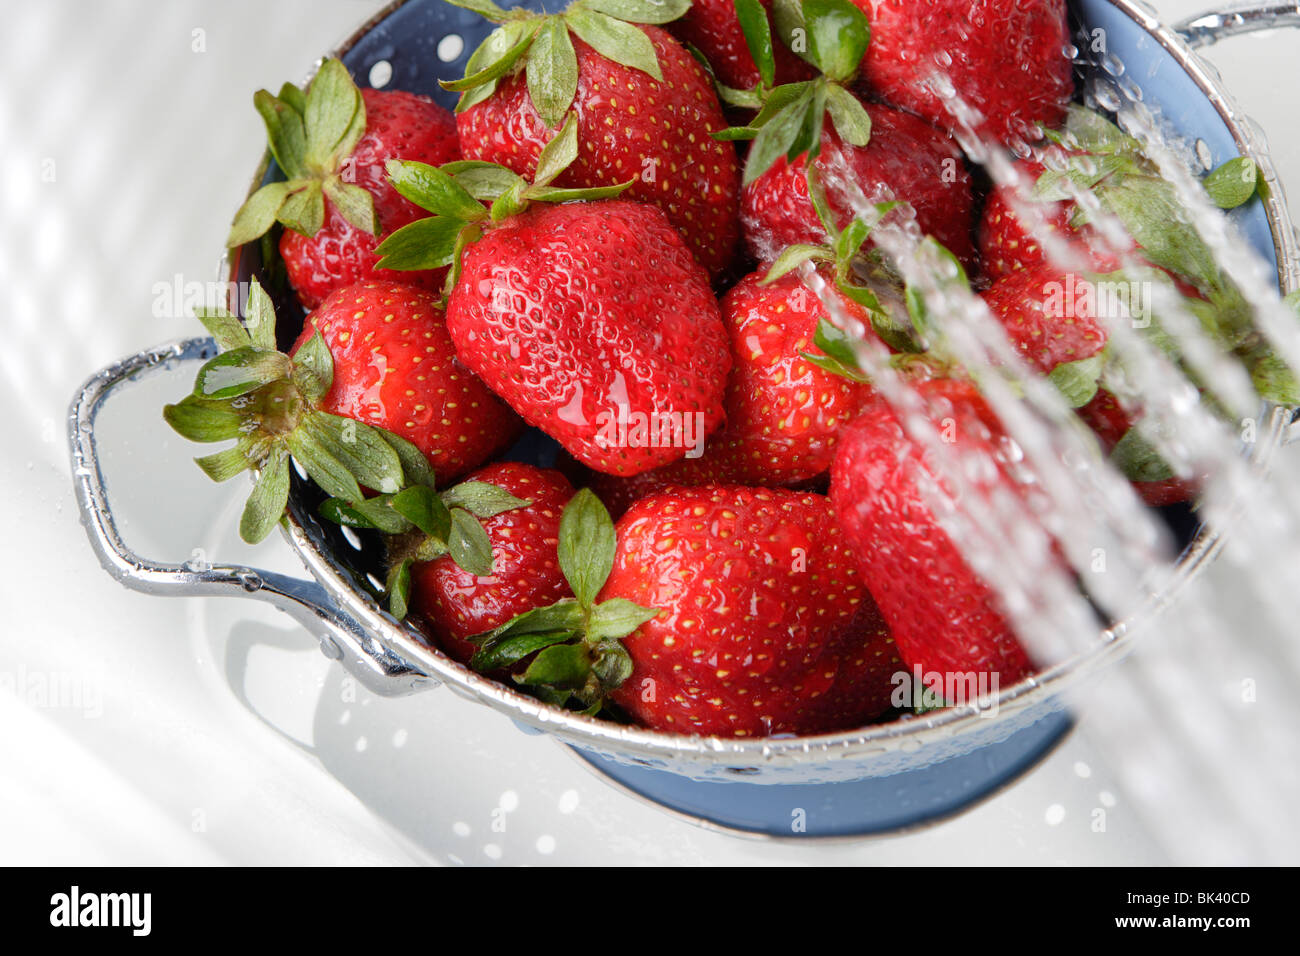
[369,60,393,88]
[437,34,465,63]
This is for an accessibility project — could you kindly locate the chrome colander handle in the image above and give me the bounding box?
[68,338,434,698]
[1175,1,1300,47]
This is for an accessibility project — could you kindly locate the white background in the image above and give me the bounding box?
[1,0,1296,865]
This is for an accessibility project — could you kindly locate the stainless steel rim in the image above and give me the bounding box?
[214,0,1300,771]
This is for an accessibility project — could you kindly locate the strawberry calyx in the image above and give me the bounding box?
[1022,106,1298,403]
[465,489,660,711]
[763,165,918,357]
[374,114,633,293]
[164,279,417,544]
[228,59,376,247]
[326,469,534,619]
[714,0,872,185]
[442,0,692,127]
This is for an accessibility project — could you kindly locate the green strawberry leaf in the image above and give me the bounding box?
[734,0,776,89]
[291,329,334,403]
[254,89,308,181]
[386,557,413,620]
[471,599,586,647]
[323,177,377,236]
[523,181,636,203]
[800,317,871,383]
[390,485,453,540]
[1047,353,1105,408]
[471,630,577,672]
[1061,104,1140,154]
[444,0,516,20]
[439,481,531,518]
[243,279,279,351]
[1111,426,1176,483]
[240,446,291,544]
[762,243,832,283]
[193,348,291,400]
[528,17,580,128]
[276,81,307,117]
[448,507,495,577]
[163,396,247,443]
[193,307,253,352]
[277,181,326,236]
[442,161,527,201]
[319,495,412,535]
[744,85,818,185]
[1247,348,1300,407]
[824,83,871,147]
[566,9,662,82]
[531,112,580,189]
[378,430,435,489]
[301,411,405,495]
[771,0,806,57]
[228,181,293,248]
[1203,156,1259,210]
[385,159,488,220]
[284,427,364,503]
[195,444,255,482]
[303,59,365,175]
[557,488,617,608]
[590,641,634,692]
[801,0,870,83]
[1102,177,1219,293]
[580,0,691,25]
[586,598,660,641]
[443,20,539,96]
[517,643,591,689]
[374,216,467,271]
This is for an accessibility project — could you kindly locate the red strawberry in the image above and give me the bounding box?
[229,61,461,309]
[602,486,901,737]
[410,462,575,663]
[980,158,1139,281]
[445,199,730,476]
[279,89,461,308]
[669,0,813,92]
[851,0,1073,147]
[290,280,521,483]
[981,265,1194,505]
[830,379,1035,687]
[589,266,884,512]
[742,108,976,267]
[981,264,1108,373]
[454,18,741,276]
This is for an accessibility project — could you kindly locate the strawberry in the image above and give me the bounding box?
[446,0,741,277]
[407,462,575,663]
[621,266,890,489]
[228,60,461,309]
[580,208,923,511]
[1076,391,1197,508]
[289,280,521,484]
[742,107,976,267]
[980,159,1090,280]
[717,3,975,267]
[165,280,435,542]
[601,486,901,737]
[463,489,661,711]
[830,378,1034,687]
[981,264,1199,505]
[850,0,1073,147]
[669,0,812,93]
[377,140,730,477]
